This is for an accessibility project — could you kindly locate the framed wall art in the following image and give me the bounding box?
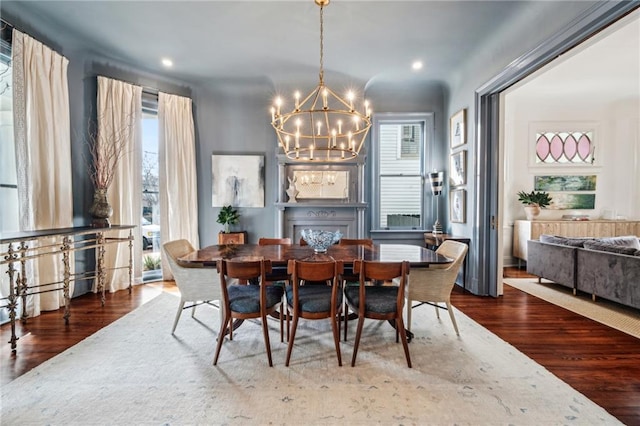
[450,108,466,149]
[450,189,466,223]
[449,150,466,187]
[212,154,265,207]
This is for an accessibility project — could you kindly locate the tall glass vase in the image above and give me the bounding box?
[89,188,113,228]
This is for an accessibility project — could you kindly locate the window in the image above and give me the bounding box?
[535,131,594,164]
[0,33,17,233]
[372,113,433,230]
[141,92,161,281]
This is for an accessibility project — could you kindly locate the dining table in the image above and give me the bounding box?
[178,243,453,342]
[178,243,452,268]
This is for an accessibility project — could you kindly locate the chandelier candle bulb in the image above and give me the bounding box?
[323,88,328,109]
[295,91,301,110]
[270,107,275,122]
[317,121,322,135]
[331,129,337,147]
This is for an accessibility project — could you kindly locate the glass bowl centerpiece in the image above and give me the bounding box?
[300,229,343,253]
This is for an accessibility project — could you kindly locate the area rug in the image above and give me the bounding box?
[0,292,620,425]
[505,277,640,339]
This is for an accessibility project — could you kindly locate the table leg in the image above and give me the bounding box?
[61,236,72,324]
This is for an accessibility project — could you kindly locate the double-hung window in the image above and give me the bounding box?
[371,113,433,230]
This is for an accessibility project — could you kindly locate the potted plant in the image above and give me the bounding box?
[217,205,240,233]
[517,190,552,220]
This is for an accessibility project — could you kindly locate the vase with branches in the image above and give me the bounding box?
[86,114,134,227]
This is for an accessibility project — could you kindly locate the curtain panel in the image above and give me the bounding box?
[158,92,199,280]
[11,29,73,316]
[96,76,142,291]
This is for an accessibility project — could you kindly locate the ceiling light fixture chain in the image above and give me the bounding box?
[270,0,372,162]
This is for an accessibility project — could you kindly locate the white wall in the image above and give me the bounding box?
[502,95,640,264]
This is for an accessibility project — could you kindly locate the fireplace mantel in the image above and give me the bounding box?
[276,155,367,241]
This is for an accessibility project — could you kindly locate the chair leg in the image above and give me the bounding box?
[331,311,342,367]
[171,300,185,334]
[446,302,460,336]
[351,316,365,367]
[279,305,284,343]
[191,304,197,318]
[285,311,300,367]
[395,315,412,368]
[434,303,441,319]
[261,312,274,367]
[213,312,232,365]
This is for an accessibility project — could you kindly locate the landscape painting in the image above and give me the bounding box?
[212,155,265,207]
[534,175,596,191]
[548,193,596,210]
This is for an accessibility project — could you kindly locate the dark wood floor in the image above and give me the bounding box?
[2,269,640,425]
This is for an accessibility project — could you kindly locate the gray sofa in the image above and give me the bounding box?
[527,235,640,309]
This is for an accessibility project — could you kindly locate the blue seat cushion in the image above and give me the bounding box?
[286,285,342,313]
[227,284,284,314]
[344,286,398,315]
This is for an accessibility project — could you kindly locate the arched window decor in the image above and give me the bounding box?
[535,131,594,164]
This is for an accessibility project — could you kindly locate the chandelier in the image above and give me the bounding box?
[270,0,372,162]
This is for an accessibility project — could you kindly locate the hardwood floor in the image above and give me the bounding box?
[2,270,640,424]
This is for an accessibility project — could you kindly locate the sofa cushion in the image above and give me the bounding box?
[539,234,594,247]
[583,240,639,256]
[596,235,640,250]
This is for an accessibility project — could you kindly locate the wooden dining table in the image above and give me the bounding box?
[178,243,452,342]
[178,243,452,268]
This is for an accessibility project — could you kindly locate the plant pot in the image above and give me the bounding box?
[89,188,113,227]
[524,205,541,220]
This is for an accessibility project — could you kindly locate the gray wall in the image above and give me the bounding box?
[2,0,611,297]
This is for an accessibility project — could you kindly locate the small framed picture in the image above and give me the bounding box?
[450,109,466,149]
[450,189,466,223]
[449,150,466,187]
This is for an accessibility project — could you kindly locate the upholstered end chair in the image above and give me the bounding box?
[163,239,222,334]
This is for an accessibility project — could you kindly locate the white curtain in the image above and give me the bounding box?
[158,92,199,280]
[12,29,73,316]
[97,76,142,292]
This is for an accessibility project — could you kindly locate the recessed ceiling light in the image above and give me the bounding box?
[412,61,423,71]
[161,58,173,68]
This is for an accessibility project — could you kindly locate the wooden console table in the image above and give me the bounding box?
[1,225,134,352]
[424,232,470,291]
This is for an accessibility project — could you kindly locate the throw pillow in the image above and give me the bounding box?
[539,234,593,247]
[596,235,640,250]
[583,240,639,256]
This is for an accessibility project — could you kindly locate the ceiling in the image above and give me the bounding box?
[507,9,640,105]
[2,0,529,89]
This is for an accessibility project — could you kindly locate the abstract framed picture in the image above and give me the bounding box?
[450,189,466,223]
[212,154,265,207]
[450,109,466,149]
[449,150,466,187]
[534,175,597,191]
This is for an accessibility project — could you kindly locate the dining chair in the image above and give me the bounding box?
[163,239,222,334]
[405,240,468,335]
[285,259,344,366]
[338,238,374,341]
[258,237,293,341]
[213,258,285,366]
[258,237,292,245]
[345,260,411,367]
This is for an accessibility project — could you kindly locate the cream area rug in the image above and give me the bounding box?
[1,293,620,425]
[504,277,640,339]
